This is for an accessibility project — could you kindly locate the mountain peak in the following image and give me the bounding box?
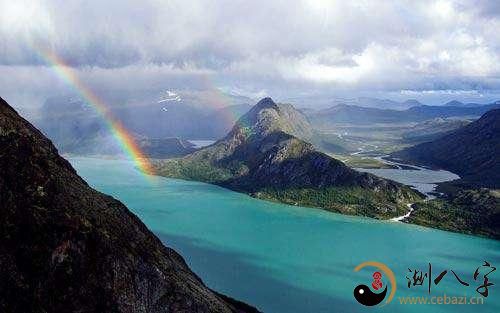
[233,98,313,141]
[403,99,423,107]
[254,97,277,109]
[445,100,464,106]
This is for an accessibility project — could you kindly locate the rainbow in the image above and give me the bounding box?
[36,48,155,177]
[198,75,251,128]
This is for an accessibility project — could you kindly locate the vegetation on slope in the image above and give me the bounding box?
[406,188,500,239]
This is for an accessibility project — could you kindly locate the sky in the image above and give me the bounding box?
[0,0,499,111]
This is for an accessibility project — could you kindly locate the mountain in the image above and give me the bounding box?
[34,96,110,153]
[34,92,253,156]
[111,89,253,140]
[444,100,464,106]
[34,105,196,158]
[310,104,406,125]
[444,100,500,108]
[392,109,500,188]
[402,99,423,108]
[137,137,197,158]
[104,89,253,140]
[405,189,500,239]
[285,96,420,110]
[203,103,253,138]
[155,98,421,219]
[405,103,499,119]
[337,97,421,110]
[118,99,211,139]
[401,117,471,143]
[0,97,259,313]
[308,101,500,127]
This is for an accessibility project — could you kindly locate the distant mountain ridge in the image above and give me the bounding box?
[155,98,421,219]
[34,92,254,156]
[401,118,471,143]
[444,100,500,107]
[283,96,421,110]
[330,97,422,110]
[392,109,500,188]
[0,97,259,313]
[35,91,253,146]
[308,100,500,126]
[36,115,197,158]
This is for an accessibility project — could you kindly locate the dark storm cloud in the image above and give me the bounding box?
[0,0,499,106]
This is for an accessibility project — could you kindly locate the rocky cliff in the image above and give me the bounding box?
[0,97,259,313]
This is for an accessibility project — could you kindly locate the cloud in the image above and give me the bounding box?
[0,0,499,107]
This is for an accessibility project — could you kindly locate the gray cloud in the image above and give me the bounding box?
[0,0,499,107]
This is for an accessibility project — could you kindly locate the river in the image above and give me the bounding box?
[355,156,460,198]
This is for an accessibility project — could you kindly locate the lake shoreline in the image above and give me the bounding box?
[71,155,497,240]
[155,154,500,240]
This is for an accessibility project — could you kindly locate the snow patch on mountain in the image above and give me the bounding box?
[158,90,182,103]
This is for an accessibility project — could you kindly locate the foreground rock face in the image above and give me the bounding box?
[0,97,259,313]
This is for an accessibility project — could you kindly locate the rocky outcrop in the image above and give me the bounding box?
[0,96,259,313]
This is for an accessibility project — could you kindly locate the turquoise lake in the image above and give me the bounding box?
[70,157,500,313]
